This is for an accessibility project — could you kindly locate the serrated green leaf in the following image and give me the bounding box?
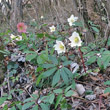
[36,73,43,85]
[52,70,60,86]
[104,81,110,85]
[104,87,110,93]
[43,67,57,78]
[49,93,55,104]
[23,98,34,103]
[63,67,73,78]
[37,54,48,64]
[31,105,38,110]
[63,61,72,66]
[37,33,44,38]
[42,64,55,69]
[91,27,99,33]
[40,103,49,110]
[0,97,7,105]
[55,94,62,109]
[22,102,35,110]
[65,90,74,97]
[61,68,69,84]
[49,55,58,65]
[87,56,97,65]
[26,53,37,61]
[53,89,63,94]
[65,85,72,93]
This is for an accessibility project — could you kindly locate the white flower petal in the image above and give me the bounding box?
[67,14,78,26]
[54,40,66,54]
[69,32,82,47]
[49,25,56,32]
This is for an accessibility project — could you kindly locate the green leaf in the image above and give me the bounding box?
[40,103,49,110]
[49,93,55,104]
[23,98,34,103]
[31,105,38,110]
[61,68,69,84]
[55,94,62,109]
[63,61,72,66]
[22,102,35,110]
[37,54,48,64]
[91,27,99,33]
[104,81,110,85]
[87,56,97,65]
[71,80,76,89]
[37,33,44,38]
[102,51,110,69]
[10,106,16,110]
[36,73,43,85]
[84,51,98,57]
[0,50,10,55]
[65,85,72,93]
[73,21,84,27]
[81,47,90,53]
[85,90,93,95]
[26,53,37,61]
[22,33,28,40]
[104,87,110,93]
[65,90,74,97]
[16,104,22,110]
[42,64,55,69]
[63,67,73,78]
[43,67,57,78]
[52,70,60,86]
[53,89,63,94]
[24,51,36,54]
[97,57,104,69]
[0,97,7,105]
[49,55,58,65]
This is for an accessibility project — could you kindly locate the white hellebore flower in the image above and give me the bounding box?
[41,16,44,19]
[54,40,66,54]
[67,14,78,26]
[69,32,82,47]
[10,34,16,40]
[16,35,22,41]
[49,25,56,32]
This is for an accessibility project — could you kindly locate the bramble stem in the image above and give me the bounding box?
[78,47,86,73]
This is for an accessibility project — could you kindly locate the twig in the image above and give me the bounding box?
[102,2,110,46]
[78,47,86,73]
[7,70,11,93]
[98,95,102,110]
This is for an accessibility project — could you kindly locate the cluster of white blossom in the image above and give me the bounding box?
[49,15,82,54]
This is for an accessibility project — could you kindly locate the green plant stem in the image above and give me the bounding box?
[78,47,86,73]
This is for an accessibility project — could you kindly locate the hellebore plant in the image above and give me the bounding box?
[10,34,16,40]
[10,34,22,41]
[69,31,86,73]
[49,25,56,32]
[54,40,66,54]
[17,22,27,33]
[67,14,78,26]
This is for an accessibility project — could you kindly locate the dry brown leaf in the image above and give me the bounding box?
[90,75,99,81]
[101,93,110,97]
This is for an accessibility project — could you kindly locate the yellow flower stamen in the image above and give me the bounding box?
[59,44,64,50]
[71,19,74,23]
[74,37,79,43]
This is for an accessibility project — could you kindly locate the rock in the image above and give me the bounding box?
[85,94,96,100]
[70,62,79,74]
[76,84,85,95]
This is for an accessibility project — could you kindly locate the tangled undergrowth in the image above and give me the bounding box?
[0,14,110,110]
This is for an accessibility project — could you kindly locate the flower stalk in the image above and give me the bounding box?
[78,47,86,73]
